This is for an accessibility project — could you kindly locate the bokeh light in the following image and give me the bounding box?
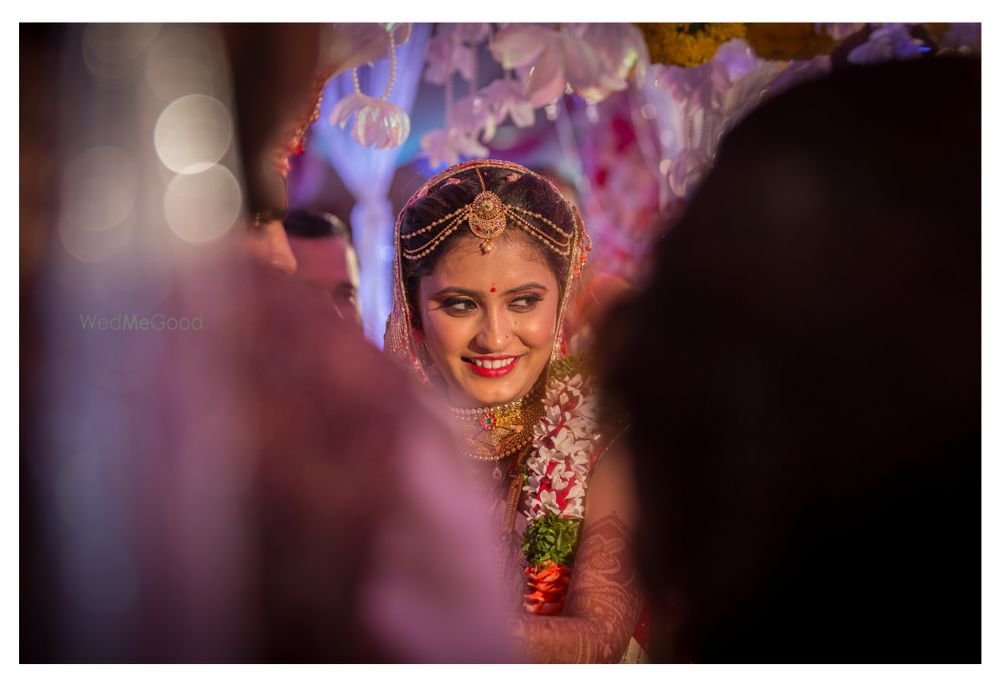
[82,24,159,81]
[58,146,136,263]
[154,94,233,174]
[144,27,218,102]
[163,164,242,243]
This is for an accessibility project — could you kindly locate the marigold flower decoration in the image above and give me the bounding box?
[521,372,598,615]
[640,23,746,68]
[744,23,837,61]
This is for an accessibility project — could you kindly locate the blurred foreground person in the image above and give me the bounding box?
[26,243,513,662]
[601,57,980,663]
[284,209,361,323]
[240,258,511,662]
[21,24,510,663]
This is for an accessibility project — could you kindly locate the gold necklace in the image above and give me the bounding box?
[448,379,546,462]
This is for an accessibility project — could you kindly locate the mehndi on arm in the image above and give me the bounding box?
[510,441,644,663]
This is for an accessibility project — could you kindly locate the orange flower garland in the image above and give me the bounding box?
[524,561,573,615]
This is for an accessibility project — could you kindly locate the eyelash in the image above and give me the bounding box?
[510,294,542,311]
[439,294,543,315]
[440,297,477,314]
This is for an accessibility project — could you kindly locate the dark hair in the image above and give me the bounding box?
[284,209,352,243]
[399,166,575,328]
[532,165,578,203]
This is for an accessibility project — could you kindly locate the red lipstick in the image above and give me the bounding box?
[463,355,521,378]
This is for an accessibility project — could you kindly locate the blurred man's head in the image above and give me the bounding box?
[600,57,980,663]
[284,209,361,322]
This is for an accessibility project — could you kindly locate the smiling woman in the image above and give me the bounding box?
[417,235,559,407]
[385,160,646,663]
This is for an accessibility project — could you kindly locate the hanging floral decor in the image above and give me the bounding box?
[419,23,649,168]
[328,24,413,149]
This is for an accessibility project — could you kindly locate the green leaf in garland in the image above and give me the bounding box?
[522,513,582,567]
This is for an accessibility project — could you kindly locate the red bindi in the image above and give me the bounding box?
[490,287,496,293]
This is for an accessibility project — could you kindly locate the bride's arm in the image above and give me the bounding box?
[509,438,644,663]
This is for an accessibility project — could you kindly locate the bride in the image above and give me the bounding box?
[385,160,644,663]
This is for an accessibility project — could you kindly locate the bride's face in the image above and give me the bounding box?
[417,234,561,407]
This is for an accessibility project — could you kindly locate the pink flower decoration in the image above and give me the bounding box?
[582,24,649,99]
[651,60,732,112]
[478,77,536,133]
[420,128,488,169]
[491,24,648,107]
[452,23,492,45]
[329,93,411,149]
[712,39,760,82]
[491,24,603,106]
[450,94,497,141]
[424,24,492,86]
[450,81,533,145]
[425,32,475,85]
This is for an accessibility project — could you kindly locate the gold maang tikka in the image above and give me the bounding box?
[399,163,576,258]
[467,170,506,254]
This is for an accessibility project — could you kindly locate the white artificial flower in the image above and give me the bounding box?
[537,489,561,515]
[549,463,571,490]
[524,473,544,493]
[565,483,586,503]
[551,425,588,457]
[522,368,598,531]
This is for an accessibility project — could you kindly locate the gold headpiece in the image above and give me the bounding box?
[385,159,591,386]
[399,163,578,258]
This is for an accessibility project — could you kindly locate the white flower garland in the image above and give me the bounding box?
[523,373,599,522]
